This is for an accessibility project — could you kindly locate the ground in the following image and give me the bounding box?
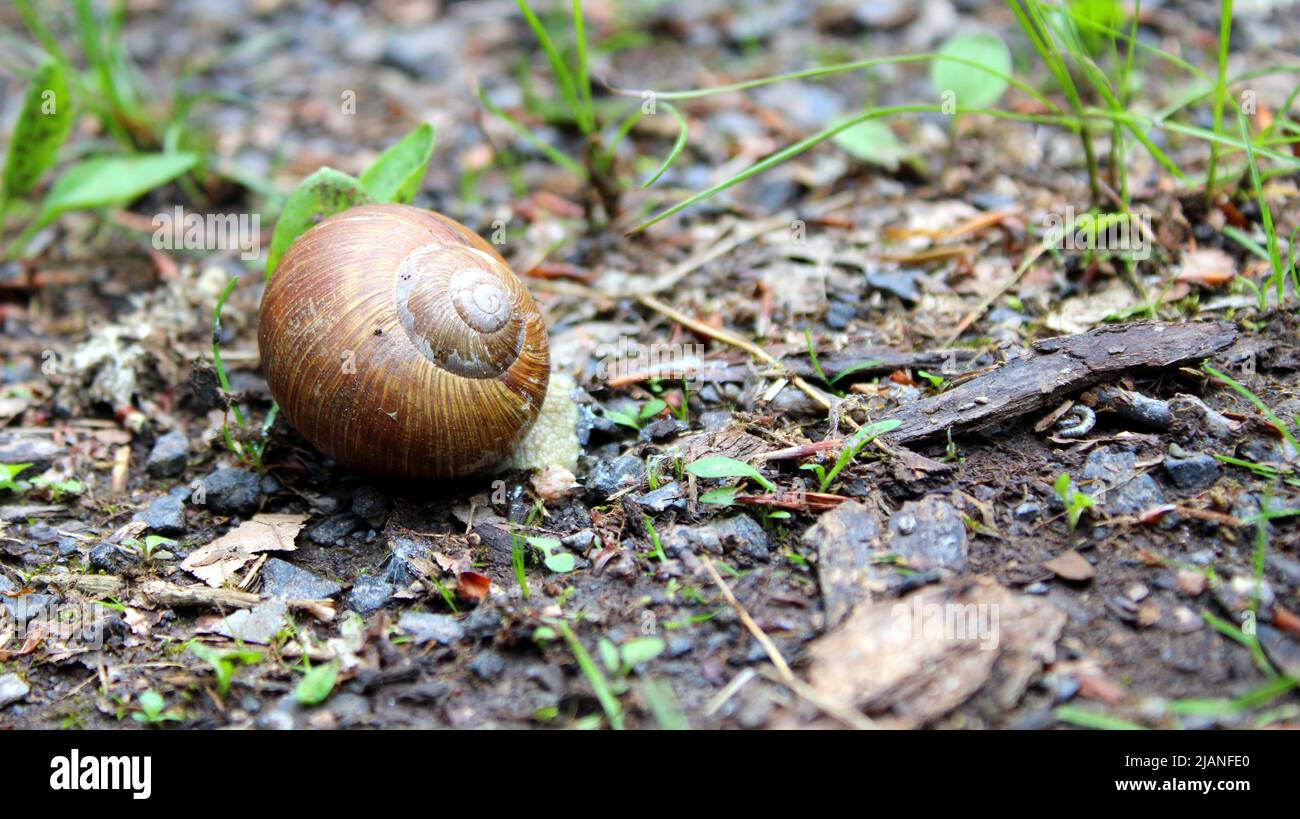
[0,0,1298,730]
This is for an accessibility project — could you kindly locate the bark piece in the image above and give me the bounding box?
[883,321,1237,445]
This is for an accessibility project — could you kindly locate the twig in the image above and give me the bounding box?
[638,293,852,428]
[756,666,877,730]
[701,556,793,683]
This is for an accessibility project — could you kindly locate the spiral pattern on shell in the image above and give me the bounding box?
[258,204,550,479]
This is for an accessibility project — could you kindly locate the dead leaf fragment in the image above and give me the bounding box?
[808,576,1065,728]
[1043,549,1095,581]
[181,513,307,587]
[1177,248,1236,287]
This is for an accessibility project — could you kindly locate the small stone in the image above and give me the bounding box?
[888,496,966,571]
[385,538,432,586]
[1125,582,1150,602]
[1044,549,1095,581]
[1013,501,1041,520]
[1163,450,1219,491]
[469,651,506,681]
[1171,606,1203,633]
[308,513,364,546]
[398,611,464,645]
[865,268,922,303]
[137,494,187,535]
[1176,569,1207,596]
[89,542,133,573]
[659,514,769,563]
[0,673,29,709]
[348,576,394,615]
[0,436,64,469]
[145,431,190,478]
[350,486,388,528]
[584,455,644,498]
[260,558,342,599]
[629,481,687,514]
[216,597,288,644]
[201,468,263,517]
[638,418,688,443]
[666,634,694,657]
[461,605,502,639]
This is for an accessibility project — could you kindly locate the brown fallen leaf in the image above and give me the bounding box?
[808,576,1065,728]
[1177,247,1237,286]
[1043,549,1095,582]
[180,513,308,587]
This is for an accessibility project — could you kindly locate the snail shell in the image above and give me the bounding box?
[258,203,550,479]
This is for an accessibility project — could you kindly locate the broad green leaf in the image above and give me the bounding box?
[930,33,1012,110]
[265,167,371,279]
[698,486,739,506]
[598,637,620,673]
[295,660,338,706]
[544,552,576,573]
[359,123,435,204]
[1066,0,1123,56]
[2,58,73,199]
[684,456,774,491]
[831,120,910,172]
[32,152,197,230]
[0,462,32,490]
[619,636,665,668]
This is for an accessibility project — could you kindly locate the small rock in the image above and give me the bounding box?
[1013,501,1041,521]
[638,418,689,443]
[0,673,29,709]
[201,468,263,517]
[348,576,394,615]
[888,496,967,571]
[468,651,506,681]
[1176,569,1207,597]
[659,515,769,562]
[585,455,644,498]
[666,634,694,657]
[260,558,342,599]
[137,493,187,535]
[216,597,288,644]
[350,486,388,528]
[89,542,134,573]
[1171,606,1203,633]
[628,481,687,514]
[0,436,64,469]
[145,431,189,477]
[865,268,922,303]
[1083,446,1165,514]
[1258,625,1300,679]
[1044,549,1095,582]
[398,611,464,645]
[1213,575,1275,616]
[461,605,502,639]
[308,513,364,546]
[1125,582,1150,602]
[1163,450,1219,491]
[385,538,432,586]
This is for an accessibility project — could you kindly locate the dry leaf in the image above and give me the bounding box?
[808,576,1065,728]
[1178,248,1237,286]
[181,513,307,587]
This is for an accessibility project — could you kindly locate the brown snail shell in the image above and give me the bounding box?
[258,203,550,479]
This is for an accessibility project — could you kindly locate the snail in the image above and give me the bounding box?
[258,203,551,480]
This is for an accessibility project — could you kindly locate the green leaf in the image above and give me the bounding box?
[602,408,640,430]
[684,456,775,491]
[598,637,620,673]
[639,398,667,420]
[265,167,371,279]
[31,152,198,231]
[294,660,338,706]
[544,552,576,573]
[1066,0,1123,56]
[698,486,739,506]
[359,123,435,205]
[0,462,33,491]
[930,33,1013,110]
[2,57,74,200]
[831,120,911,172]
[619,636,665,669]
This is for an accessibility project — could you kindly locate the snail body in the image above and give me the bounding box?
[258,203,549,479]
